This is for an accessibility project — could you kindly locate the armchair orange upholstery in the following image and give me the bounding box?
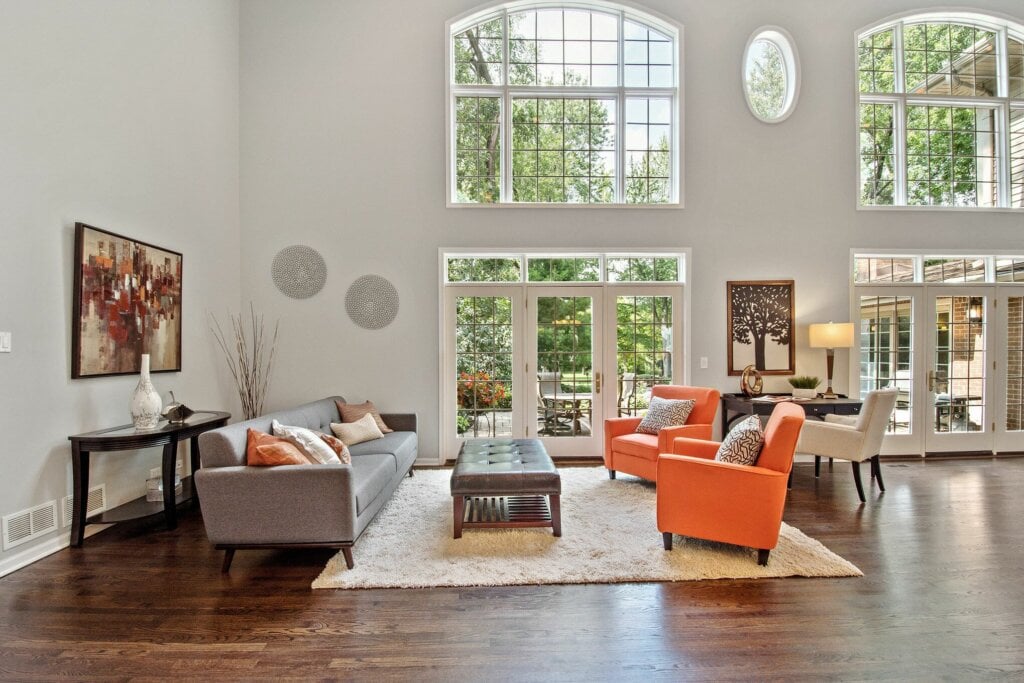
[656,402,805,565]
[604,385,720,482]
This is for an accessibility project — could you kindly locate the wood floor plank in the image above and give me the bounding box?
[1,459,1022,680]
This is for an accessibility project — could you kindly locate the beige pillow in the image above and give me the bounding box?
[331,412,385,446]
[272,419,341,464]
[337,400,393,433]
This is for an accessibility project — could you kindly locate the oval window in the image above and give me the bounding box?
[743,27,800,123]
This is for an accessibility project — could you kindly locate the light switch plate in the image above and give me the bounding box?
[699,356,708,369]
[0,332,10,353]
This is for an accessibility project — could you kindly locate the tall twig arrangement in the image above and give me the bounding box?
[209,303,279,420]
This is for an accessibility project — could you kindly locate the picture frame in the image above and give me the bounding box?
[726,280,795,376]
[72,222,183,378]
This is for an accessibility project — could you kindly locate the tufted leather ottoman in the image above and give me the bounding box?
[450,439,561,538]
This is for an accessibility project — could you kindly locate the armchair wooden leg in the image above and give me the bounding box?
[757,549,770,566]
[851,461,866,503]
[221,548,235,573]
[872,455,886,492]
[662,532,673,550]
[814,455,821,477]
[608,469,616,480]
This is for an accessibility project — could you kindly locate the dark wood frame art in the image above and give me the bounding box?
[72,222,183,378]
[726,279,795,376]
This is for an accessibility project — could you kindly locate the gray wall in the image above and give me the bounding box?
[238,0,1024,461]
[0,0,240,572]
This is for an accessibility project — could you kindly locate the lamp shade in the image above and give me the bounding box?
[809,322,855,349]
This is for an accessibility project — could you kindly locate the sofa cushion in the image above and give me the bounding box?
[610,432,660,460]
[245,429,313,467]
[337,400,393,433]
[347,431,417,472]
[350,453,396,515]
[636,397,696,435]
[716,415,764,465]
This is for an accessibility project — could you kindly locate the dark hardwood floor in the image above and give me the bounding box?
[2,458,1023,681]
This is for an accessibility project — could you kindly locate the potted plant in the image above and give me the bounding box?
[788,375,820,399]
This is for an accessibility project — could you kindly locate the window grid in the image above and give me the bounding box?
[859,296,914,434]
[922,257,988,283]
[854,257,916,283]
[1012,107,1024,207]
[1008,296,1023,431]
[996,258,1024,283]
[447,257,522,282]
[934,295,986,433]
[527,257,601,281]
[450,4,678,205]
[455,296,514,439]
[625,97,671,203]
[616,295,673,416]
[857,14,1024,208]
[454,96,502,203]
[859,102,896,204]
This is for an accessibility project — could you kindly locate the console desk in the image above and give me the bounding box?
[720,393,862,436]
[68,410,230,547]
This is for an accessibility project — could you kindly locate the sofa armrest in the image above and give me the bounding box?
[194,464,357,545]
[796,420,865,461]
[381,413,417,432]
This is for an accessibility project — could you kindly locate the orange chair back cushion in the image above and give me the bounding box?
[756,402,806,473]
[650,385,720,425]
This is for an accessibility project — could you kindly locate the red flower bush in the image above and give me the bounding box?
[457,371,507,409]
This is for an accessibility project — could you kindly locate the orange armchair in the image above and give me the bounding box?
[604,385,720,482]
[656,402,805,565]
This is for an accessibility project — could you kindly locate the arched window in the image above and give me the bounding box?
[447,2,681,205]
[858,12,1024,208]
[743,27,800,123]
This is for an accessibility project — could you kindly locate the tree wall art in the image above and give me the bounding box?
[727,280,794,376]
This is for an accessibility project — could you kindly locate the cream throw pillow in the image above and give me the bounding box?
[331,412,384,446]
[271,420,341,465]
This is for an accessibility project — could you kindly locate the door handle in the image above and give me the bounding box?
[594,371,601,394]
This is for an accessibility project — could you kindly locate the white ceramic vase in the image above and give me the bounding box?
[791,388,819,400]
[130,354,163,430]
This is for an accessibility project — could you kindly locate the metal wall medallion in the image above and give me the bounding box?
[345,275,399,329]
[272,245,327,299]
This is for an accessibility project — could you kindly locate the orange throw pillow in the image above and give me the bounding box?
[318,433,352,464]
[245,428,314,467]
[336,400,393,433]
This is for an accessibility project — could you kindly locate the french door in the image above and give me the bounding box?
[856,285,1024,455]
[443,284,684,460]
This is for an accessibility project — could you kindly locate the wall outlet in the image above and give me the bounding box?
[0,332,11,353]
[700,356,709,369]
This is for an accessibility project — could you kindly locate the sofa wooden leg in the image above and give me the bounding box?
[662,532,673,550]
[408,467,415,477]
[852,461,866,503]
[757,549,770,566]
[221,548,235,573]
[873,455,885,492]
[608,469,616,480]
[342,547,354,569]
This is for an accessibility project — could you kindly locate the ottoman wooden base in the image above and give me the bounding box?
[453,494,562,538]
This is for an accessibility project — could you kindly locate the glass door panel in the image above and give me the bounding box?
[925,289,993,452]
[615,294,675,416]
[455,295,515,439]
[528,287,603,456]
[996,293,1024,453]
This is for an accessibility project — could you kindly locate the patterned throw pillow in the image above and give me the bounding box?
[715,415,765,465]
[337,400,393,433]
[272,419,342,465]
[636,397,696,435]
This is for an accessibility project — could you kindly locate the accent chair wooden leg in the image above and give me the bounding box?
[814,455,821,477]
[453,495,465,539]
[550,494,561,537]
[787,470,793,490]
[757,549,770,566]
[852,461,866,503]
[408,467,415,477]
[342,547,354,570]
[662,532,673,550]
[873,455,885,492]
[608,469,616,480]
[221,548,235,573]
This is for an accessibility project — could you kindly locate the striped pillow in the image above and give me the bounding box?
[715,415,764,465]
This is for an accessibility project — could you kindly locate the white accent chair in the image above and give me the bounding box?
[796,389,899,503]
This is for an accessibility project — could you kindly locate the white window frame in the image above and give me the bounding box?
[854,11,1024,211]
[445,1,684,208]
[742,26,801,124]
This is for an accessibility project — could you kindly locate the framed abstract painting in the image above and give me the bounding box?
[726,280,795,376]
[72,222,183,378]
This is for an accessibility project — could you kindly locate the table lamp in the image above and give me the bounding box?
[809,322,855,399]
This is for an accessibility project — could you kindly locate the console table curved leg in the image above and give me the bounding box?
[162,440,178,530]
[71,445,88,548]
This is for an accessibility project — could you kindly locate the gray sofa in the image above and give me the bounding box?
[195,396,416,572]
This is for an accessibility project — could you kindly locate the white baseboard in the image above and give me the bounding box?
[0,525,112,578]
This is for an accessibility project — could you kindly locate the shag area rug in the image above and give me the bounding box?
[313,467,861,589]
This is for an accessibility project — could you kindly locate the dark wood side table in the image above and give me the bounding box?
[720,393,862,436]
[67,410,230,547]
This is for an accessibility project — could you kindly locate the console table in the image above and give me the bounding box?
[720,393,862,436]
[67,410,230,547]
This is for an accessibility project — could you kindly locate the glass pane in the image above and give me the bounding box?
[606,255,680,282]
[1007,296,1023,432]
[922,258,987,283]
[853,257,915,283]
[859,296,914,433]
[745,38,787,120]
[527,257,600,282]
[456,297,514,439]
[453,18,504,85]
[858,28,895,93]
[455,96,501,203]
[906,105,998,207]
[995,258,1024,283]
[625,97,673,203]
[537,297,593,437]
[933,296,986,433]
[904,23,997,97]
[508,9,626,87]
[1011,108,1024,209]
[859,103,895,205]
[447,257,521,282]
[616,295,673,416]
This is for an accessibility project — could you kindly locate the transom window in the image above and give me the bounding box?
[447,2,680,205]
[445,252,685,283]
[857,12,1024,208]
[854,253,1024,283]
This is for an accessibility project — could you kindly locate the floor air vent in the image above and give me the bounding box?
[62,485,106,528]
[3,501,59,550]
